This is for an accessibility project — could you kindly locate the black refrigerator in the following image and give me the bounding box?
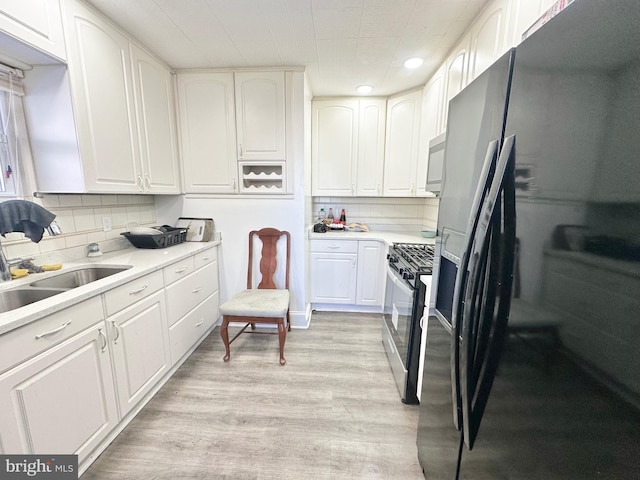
[417,0,640,478]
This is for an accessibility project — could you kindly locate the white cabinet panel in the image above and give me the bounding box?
[130,43,181,194]
[64,0,140,192]
[356,99,386,196]
[0,323,118,460]
[108,290,170,417]
[417,68,445,197]
[468,0,509,82]
[0,0,66,61]
[234,71,286,161]
[310,252,358,304]
[383,89,422,197]
[169,292,219,364]
[177,72,238,194]
[312,99,358,196]
[356,241,386,306]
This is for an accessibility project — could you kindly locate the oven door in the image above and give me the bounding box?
[382,263,418,402]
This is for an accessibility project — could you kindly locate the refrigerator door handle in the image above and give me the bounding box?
[461,134,517,450]
[450,139,500,431]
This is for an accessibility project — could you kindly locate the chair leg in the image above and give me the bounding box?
[277,318,287,366]
[221,316,231,362]
[286,311,291,332]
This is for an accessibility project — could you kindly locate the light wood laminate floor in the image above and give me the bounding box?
[81,312,425,480]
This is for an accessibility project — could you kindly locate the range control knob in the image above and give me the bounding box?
[387,255,398,263]
[403,270,415,280]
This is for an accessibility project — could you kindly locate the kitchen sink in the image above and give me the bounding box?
[28,265,133,289]
[0,288,64,313]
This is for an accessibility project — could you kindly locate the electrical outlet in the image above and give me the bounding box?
[102,216,112,232]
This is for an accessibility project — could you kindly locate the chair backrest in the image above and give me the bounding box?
[247,228,290,290]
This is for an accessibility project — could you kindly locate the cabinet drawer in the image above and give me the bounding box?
[0,296,104,374]
[169,292,218,364]
[194,248,217,269]
[165,261,219,326]
[163,257,195,285]
[309,239,358,253]
[103,270,164,316]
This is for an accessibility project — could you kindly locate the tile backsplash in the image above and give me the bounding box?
[0,194,157,262]
[312,196,439,233]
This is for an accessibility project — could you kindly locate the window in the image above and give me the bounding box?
[0,66,25,197]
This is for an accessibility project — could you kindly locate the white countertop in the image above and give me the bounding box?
[0,240,220,335]
[308,228,437,246]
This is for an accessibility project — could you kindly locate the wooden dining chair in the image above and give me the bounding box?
[219,228,291,365]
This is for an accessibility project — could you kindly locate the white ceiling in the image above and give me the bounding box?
[84,0,490,97]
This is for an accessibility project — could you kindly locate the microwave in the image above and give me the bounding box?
[426,132,446,194]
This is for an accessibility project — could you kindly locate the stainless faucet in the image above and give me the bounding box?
[0,246,11,282]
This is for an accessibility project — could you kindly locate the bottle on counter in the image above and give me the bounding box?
[327,208,334,223]
[317,208,326,222]
[340,209,346,225]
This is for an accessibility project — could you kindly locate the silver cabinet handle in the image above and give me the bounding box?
[175,267,188,274]
[129,284,148,295]
[137,175,144,192]
[195,319,204,327]
[99,327,107,353]
[35,321,71,339]
[111,320,121,344]
[192,287,203,294]
[239,144,243,158]
[327,244,341,249]
[201,256,210,262]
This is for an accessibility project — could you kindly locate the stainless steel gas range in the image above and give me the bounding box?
[382,242,435,404]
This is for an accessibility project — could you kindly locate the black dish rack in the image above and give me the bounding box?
[121,225,188,249]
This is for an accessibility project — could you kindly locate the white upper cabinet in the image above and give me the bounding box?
[177,70,291,194]
[176,72,238,194]
[383,89,422,197]
[23,0,181,194]
[130,43,181,194]
[417,67,445,197]
[312,99,359,196]
[0,0,67,62]
[467,0,510,82]
[312,98,386,197]
[64,0,140,193]
[356,99,386,196]
[234,71,286,161]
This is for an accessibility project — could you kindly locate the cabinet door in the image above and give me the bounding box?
[356,241,386,306]
[64,0,140,193]
[130,43,181,194]
[0,323,118,461]
[0,0,66,61]
[234,71,286,161]
[312,99,359,196]
[177,72,237,193]
[310,252,358,304]
[356,99,386,196]
[108,290,171,417]
[383,89,422,197]
[467,0,509,82]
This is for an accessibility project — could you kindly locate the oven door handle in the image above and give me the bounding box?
[387,264,414,297]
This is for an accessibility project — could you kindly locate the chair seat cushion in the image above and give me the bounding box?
[220,289,290,318]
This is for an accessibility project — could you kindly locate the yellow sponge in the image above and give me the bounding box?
[42,264,62,271]
[10,267,29,279]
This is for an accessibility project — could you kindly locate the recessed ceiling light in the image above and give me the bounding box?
[356,85,373,94]
[404,57,424,69]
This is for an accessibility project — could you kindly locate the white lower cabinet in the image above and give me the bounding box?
[108,290,171,417]
[310,239,385,308]
[355,241,386,306]
[165,249,219,365]
[0,245,220,474]
[0,320,118,459]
